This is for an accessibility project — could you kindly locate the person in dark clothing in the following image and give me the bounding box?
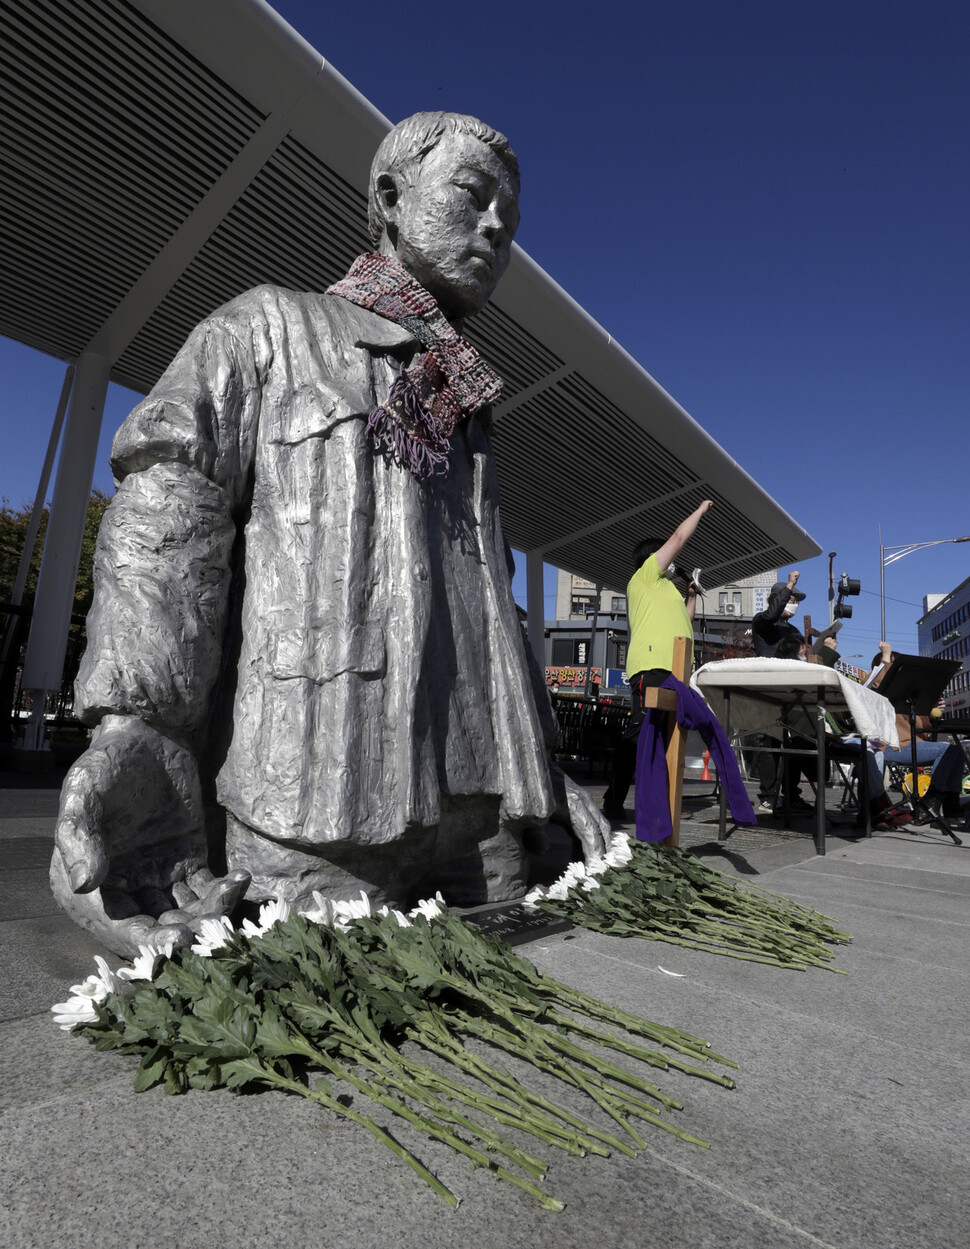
[752,570,813,813]
[753,571,805,657]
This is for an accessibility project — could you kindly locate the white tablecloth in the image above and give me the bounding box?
[693,658,899,749]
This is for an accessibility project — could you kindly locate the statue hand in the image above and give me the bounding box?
[52,715,249,957]
[548,763,610,862]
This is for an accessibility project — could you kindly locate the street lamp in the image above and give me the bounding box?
[878,532,970,641]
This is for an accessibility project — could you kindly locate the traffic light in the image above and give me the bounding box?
[835,573,861,619]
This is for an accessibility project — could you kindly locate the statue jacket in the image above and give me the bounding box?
[75,285,556,850]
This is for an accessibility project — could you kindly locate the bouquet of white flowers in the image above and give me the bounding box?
[54,890,736,1210]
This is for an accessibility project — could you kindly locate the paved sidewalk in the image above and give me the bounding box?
[2,765,969,1248]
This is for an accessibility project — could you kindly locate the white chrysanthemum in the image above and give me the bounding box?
[118,941,176,981]
[561,861,588,886]
[408,892,445,922]
[51,955,121,1028]
[51,993,101,1030]
[190,916,235,957]
[299,891,335,927]
[332,891,373,930]
[241,897,292,939]
[546,879,570,901]
[584,856,609,878]
[605,834,634,868]
[376,905,412,928]
[68,971,109,1002]
[581,875,604,892]
[95,955,126,996]
[522,885,546,912]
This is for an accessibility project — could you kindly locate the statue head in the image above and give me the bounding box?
[368,111,521,321]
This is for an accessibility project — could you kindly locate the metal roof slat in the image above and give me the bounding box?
[1,146,179,248]
[3,93,204,229]
[3,6,263,197]
[4,0,264,144]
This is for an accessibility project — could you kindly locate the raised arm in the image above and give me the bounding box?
[653,499,714,573]
[759,570,800,627]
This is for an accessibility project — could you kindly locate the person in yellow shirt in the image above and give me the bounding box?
[602,500,713,818]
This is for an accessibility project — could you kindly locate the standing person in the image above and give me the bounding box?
[602,501,712,818]
[614,499,755,841]
[752,570,814,814]
[602,498,755,844]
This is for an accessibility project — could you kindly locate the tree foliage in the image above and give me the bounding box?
[718,623,755,659]
[0,489,111,615]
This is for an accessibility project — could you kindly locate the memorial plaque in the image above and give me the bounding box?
[464,902,573,946]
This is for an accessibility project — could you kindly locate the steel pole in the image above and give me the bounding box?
[525,550,545,672]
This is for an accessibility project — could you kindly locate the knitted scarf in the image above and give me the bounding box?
[327,253,503,479]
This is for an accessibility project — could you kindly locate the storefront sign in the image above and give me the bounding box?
[545,667,603,688]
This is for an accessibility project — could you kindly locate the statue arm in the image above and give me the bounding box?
[76,305,267,734]
[55,309,267,955]
[73,460,236,737]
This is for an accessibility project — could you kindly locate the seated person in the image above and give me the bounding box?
[753,571,805,657]
[769,635,906,830]
[861,643,966,824]
[751,588,839,815]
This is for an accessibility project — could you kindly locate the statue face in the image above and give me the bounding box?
[381,132,520,320]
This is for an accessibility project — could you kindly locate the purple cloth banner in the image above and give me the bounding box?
[634,674,757,843]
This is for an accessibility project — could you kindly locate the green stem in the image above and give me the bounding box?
[237,1057,461,1210]
[411,1020,624,1157]
[301,1035,565,1210]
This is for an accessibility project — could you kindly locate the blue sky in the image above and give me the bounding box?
[2,0,968,660]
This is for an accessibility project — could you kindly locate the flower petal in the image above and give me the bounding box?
[190,916,234,957]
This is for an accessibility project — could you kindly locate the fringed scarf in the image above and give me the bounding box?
[327,253,503,479]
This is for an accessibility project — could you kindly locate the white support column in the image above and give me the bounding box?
[20,351,110,748]
[525,550,546,670]
[1,364,74,672]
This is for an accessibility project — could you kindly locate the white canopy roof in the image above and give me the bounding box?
[1,0,820,601]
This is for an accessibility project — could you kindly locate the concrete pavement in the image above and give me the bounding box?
[2,765,969,1249]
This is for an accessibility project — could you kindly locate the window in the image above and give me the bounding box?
[551,639,574,665]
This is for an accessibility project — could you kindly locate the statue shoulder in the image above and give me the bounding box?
[200,286,394,355]
[203,284,323,333]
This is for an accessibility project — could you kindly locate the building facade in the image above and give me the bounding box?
[543,568,778,699]
[917,577,970,720]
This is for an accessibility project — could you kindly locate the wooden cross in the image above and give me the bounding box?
[637,635,692,846]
